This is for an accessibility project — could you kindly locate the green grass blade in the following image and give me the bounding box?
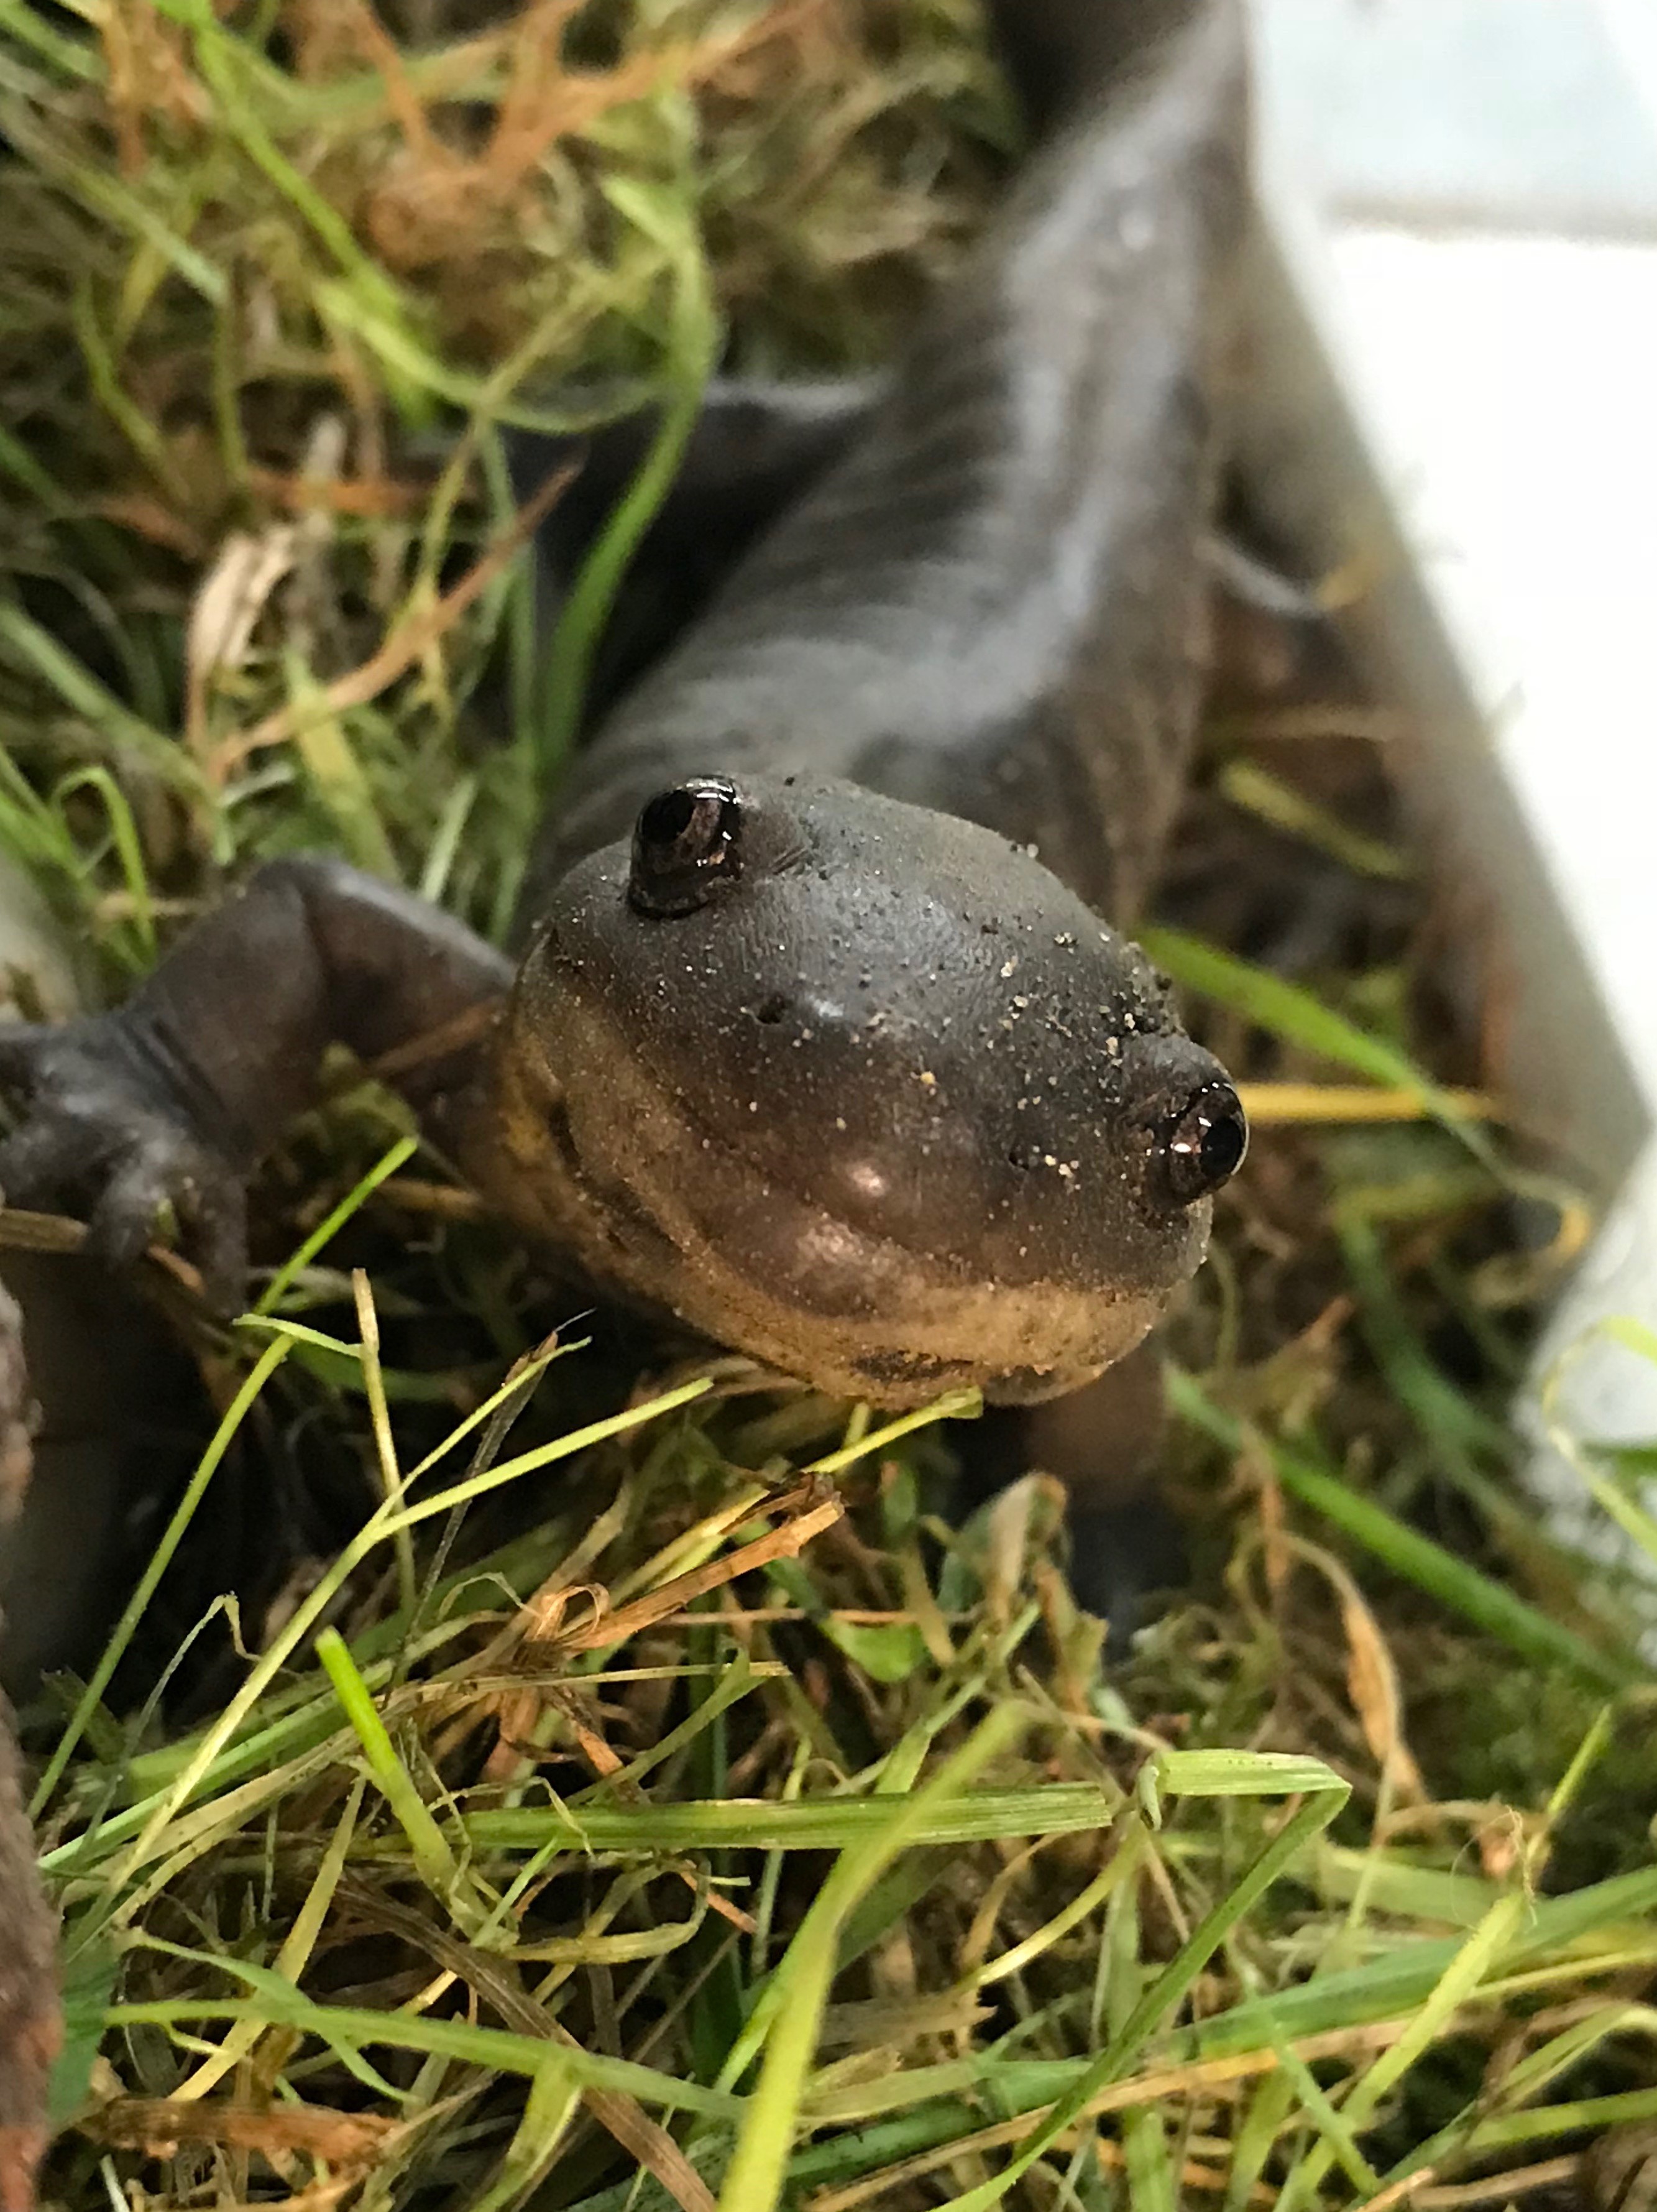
[316,1628,482,1932]
[459,1786,1119,1858]
[536,173,718,782]
[108,1979,740,2118]
[931,1766,1349,2209]
[715,1703,1035,2212]
[253,1136,419,1315]
[1167,1367,1640,1691]
[1142,926,1499,1168]
[30,1336,293,1816]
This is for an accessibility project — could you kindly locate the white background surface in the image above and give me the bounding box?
[1251,0,1657,1503]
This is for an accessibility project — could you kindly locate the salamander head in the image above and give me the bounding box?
[497,774,1246,1406]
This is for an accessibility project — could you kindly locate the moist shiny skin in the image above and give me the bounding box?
[484,783,1231,1405]
[526,0,1247,922]
[0,0,1251,1429]
[474,0,1252,1401]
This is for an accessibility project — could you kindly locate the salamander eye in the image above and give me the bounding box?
[1159,1081,1247,1207]
[629,778,744,917]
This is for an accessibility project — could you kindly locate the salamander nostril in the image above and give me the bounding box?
[755,992,791,1025]
[1159,1080,1247,1207]
[640,788,697,844]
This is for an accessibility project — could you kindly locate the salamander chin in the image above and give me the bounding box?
[482,775,1246,1406]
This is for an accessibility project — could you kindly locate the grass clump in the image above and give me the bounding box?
[0,0,1006,955]
[25,1311,1657,2211]
[2,1,1657,2208]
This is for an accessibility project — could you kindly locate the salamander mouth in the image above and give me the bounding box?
[574,1118,1176,1407]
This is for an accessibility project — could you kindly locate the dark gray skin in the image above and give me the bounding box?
[526,0,1247,921]
[489,780,1231,1408]
[0,0,1251,1620]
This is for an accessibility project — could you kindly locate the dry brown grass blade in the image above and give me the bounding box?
[93,495,208,558]
[1580,2124,1657,2212]
[668,1864,756,1937]
[806,2017,1419,2212]
[558,2081,717,2212]
[98,0,204,173]
[336,0,446,164]
[246,468,426,519]
[658,1606,949,1628]
[352,0,837,267]
[1338,1573,1427,1805]
[342,1887,717,2212]
[362,3,671,267]
[82,2099,396,2168]
[1274,1533,1426,1803]
[1418,2155,1581,2205]
[0,1209,206,1317]
[1362,2177,1431,2211]
[491,0,600,180]
[552,1482,847,1655]
[0,1208,88,1259]
[476,1478,845,1777]
[482,1676,622,1787]
[1050,2134,1273,2201]
[208,459,577,781]
[365,998,505,1085]
[186,524,306,758]
[376,1178,491,1222]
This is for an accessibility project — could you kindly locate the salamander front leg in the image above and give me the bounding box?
[0,857,512,1304]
